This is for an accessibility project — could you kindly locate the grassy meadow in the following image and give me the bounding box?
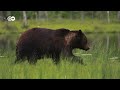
[0,19,120,34]
[0,19,120,79]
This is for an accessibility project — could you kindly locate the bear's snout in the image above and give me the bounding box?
[84,44,90,51]
[85,47,90,51]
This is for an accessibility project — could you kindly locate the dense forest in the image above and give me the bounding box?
[0,11,120,33]
[0,11,120,22]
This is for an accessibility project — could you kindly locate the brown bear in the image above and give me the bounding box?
[15,28,89,64]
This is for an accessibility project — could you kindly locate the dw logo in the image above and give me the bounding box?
[7,16,15,21]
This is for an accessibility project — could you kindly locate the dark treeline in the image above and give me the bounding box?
[0,11,120,21]
[0,11,120,27]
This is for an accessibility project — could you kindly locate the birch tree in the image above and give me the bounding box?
[0,11,4,21]
[81,11,84,22]
[117,11,120,21]
[38,11,48,21]
[107,11,110,23]
[23,11,28,28]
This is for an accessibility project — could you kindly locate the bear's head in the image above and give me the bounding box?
[65,30,90,51]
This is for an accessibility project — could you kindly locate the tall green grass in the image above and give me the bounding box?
[0,19,119,79]
[0,41,119,79]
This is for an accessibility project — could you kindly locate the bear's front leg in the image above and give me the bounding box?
[51,53,60,65]
[62,48,85,65]
[71,56,84,65]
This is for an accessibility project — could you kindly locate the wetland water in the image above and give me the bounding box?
[0,32,119,59]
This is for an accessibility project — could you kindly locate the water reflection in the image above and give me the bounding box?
[0,32,119,53]
[0,34,18,52]
[86,32,120,50]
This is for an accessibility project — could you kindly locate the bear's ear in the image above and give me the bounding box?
[79,30,83,34]
[56,28,70,37]
[79,30,82,33]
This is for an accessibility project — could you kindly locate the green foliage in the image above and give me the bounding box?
[5,11,119,20]
[0,17,119,79]
[0,37,119,79]
[0,19,120,34]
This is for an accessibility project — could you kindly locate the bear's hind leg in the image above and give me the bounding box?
[52,54,60,65]
[15,47,26,64]
[27,51,38,64]
[15,54,25,64]
[71,56,85,65]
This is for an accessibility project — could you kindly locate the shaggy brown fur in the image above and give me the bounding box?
[15,28,89,64]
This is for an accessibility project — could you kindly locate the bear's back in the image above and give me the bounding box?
[17,28,70,47]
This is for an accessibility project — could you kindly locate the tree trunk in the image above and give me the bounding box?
[38,11,42,20]
[44,11,48,21]
[22,11,28,28]
[81,11,84,22]
[35,11,38,21]
[118,33,120,48]
[58,11,63,20]
[117,11,120,22]
[0,11,4,21]
[106,35,109,51]
[38,11,48,21]
[70,11,73,20]
[5,11,10,28]
[7,11,11,16]
[91,11,94,19]
[107,11,110,23]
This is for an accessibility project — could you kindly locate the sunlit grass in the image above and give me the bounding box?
[0,44,119,79]
[0,19,120,34]
[0,19,119,79]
